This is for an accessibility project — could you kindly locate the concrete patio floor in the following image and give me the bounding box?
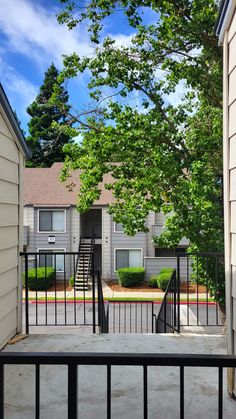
[2,333,236,419]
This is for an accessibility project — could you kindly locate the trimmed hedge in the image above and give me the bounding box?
[148,276,158,288]
[157,268,174,291]
[159,267,175,275]
[23,267,55,291]
[117,267,145,287]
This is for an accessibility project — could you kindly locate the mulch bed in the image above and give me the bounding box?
[106,281,207,293]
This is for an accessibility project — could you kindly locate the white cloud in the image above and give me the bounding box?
[0,56,37,130]
[0,0,92,68]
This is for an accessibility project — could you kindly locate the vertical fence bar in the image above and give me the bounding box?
[143,365,148,419]
[53,254,57,325]
[206,257,209,326]
[64,254,67,326]
[45,256,47,326]
[92,253,96,333]
[196,255,199,326]
[0,364,4,419]
[73,254,76,325]
[35,364,40,419]
[68,364,78,419]
[218,367,223,419]
[107,365,111,419]
[187,255,189,326]
[177,256,181,333]
[152,302,154,333]
[83,254,86,325]
[180,366,184,419]
[25,254,29,334]
[35,255,38,326]
[215,256,219,326]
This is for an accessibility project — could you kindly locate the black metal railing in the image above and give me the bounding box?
[108,300,155,333]
[21,252,97,333]
[177,252,225,329]
[155,269,178,333]
[0,351,235,419]
[97,270,109,333]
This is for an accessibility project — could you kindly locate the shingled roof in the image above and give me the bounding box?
[24,163,114,206]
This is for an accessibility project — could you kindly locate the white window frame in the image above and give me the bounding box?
[114,222,125,233]
[38,209,66,233]
[114,248,143,272]
[37,248,66,272]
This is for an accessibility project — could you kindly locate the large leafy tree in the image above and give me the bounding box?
[55,0,223,254]
[26,63,73,167]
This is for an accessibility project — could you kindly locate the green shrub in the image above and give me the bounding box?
[157,272,172,291]
[117,267,145,287]
[159,267,175,275]
[148,276,158,288]
[69,276,75,287]
[23,267,55,291]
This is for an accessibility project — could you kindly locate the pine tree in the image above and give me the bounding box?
[26,63,72,167]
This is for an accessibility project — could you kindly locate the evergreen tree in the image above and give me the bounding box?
[26,63,73,167]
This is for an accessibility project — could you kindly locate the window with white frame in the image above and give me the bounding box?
[115,249,142,270]
[38,249,65,271]
[114,222,124,232]
[39,210,65,232]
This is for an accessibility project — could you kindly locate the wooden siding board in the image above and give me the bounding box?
[228,10,236,42]
[0,226,18,251]
[229,99,236,138]
[0,204,18,227]
[0,309,17,349]
[0,156,18,184]
[230,168,236,201]
[229,68,236,105]
[230,135,236,169]
[0,288,17,321]
[0,180,18,204]
[0,268,18,299]
[229,35,236,74]
[0,247,18,275]
[231,202,236,233]
[0,132,19,163]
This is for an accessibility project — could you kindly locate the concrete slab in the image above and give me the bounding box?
[2,333,236,418]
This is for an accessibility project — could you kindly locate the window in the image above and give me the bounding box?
[38,249,65,272]
[39,210,65,232]
[115,249,142,270]
[114,222,124,232]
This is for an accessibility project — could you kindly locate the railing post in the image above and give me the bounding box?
[0,364,4,419]
[92,253,96,333]
[177,255,181,333]
[25,253,29,335]
[68,364,78,419]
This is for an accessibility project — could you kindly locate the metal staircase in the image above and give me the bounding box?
[75,235,95,291]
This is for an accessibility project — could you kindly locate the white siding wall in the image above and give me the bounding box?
[0,105,23,349]
[223,6,236,394]
[71,207,80,252]
[24,206,34,251]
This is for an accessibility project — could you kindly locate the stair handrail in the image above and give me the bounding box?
[97,270,109,333]
[75,236,82,278]
[155,269,179,333]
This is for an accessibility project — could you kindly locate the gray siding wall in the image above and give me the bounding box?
[144,257,191,281]
[0,107,24,349]
[102,208,111,279]
[34,207,72,279]
[111,219,147,280]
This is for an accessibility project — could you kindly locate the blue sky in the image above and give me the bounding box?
[0,0,158,135]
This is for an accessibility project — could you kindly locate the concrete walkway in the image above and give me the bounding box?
[3,333,235,419]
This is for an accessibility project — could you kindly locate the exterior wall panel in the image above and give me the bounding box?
[102,208,111,279]
[0,108,24,349]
